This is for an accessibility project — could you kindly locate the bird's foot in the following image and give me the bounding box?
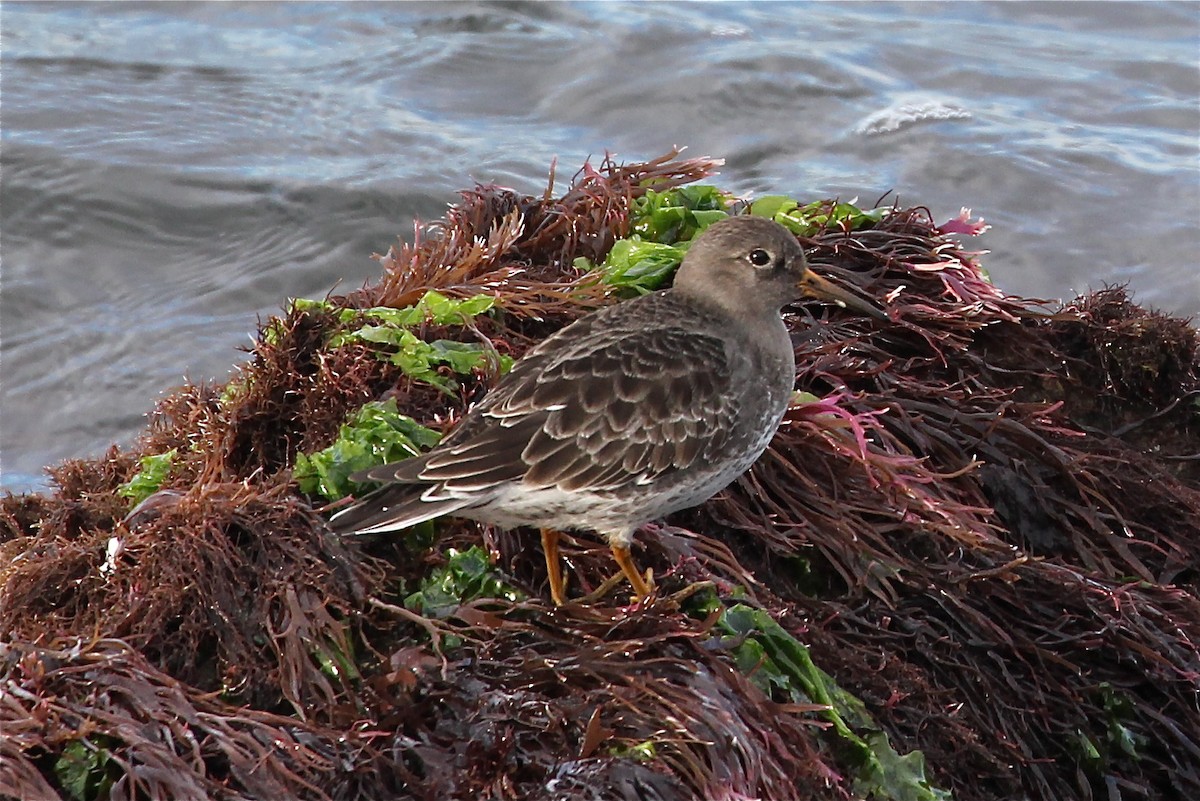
[578,566,656,606]
[609,542,654,601]
[541,528,568,606]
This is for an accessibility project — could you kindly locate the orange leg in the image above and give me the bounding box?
[609,542,653,601]
[540,528,567,606]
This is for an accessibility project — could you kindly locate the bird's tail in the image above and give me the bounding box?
[328,481,476,535]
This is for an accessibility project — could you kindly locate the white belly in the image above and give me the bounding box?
[458,404,783,545]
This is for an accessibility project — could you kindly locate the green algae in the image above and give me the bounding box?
[719,604,951,801]
[609,739,658,762]
[315,289,500,329]
[750,195,891,235]
[326,291,512,395]
[312,636,360,683]
[116,448,178,507]
[629,184,730,243]
[294,399,440,501]
[405,545,523,619]
[571,184,730,294]
[1071,682,1147,777]
[350,327,507,393]
[589,238,691,294]
[54,738,116,801]
[582,188,892,295]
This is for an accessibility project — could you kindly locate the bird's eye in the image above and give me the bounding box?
[748,248,773,268]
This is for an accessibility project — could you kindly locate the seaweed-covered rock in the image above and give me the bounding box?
[2,151,1197,801]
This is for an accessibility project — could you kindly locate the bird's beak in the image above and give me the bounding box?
[797,270,887,320]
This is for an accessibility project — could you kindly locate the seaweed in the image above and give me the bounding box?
[115,449,178,508]
[2,149,1198,801]
[718,603,950,801]
[295,400,442,502]
[404,545,524,619]
[750,195,891,236]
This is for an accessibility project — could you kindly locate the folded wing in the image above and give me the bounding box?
[332,306,739,533]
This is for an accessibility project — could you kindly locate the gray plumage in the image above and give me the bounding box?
[330,215,876,587]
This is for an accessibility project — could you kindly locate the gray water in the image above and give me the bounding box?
[3,1,1198,492]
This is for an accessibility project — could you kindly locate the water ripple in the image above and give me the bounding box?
[2,1,1197,490]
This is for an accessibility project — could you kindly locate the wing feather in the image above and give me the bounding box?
[348,293,742,505]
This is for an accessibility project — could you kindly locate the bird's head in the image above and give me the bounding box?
[674,215,883,320]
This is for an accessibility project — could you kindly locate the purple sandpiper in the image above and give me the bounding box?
[331,215,881,604]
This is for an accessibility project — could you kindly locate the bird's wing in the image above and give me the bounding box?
[414,320,740,495]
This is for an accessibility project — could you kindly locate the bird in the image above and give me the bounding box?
[330,215,882,605]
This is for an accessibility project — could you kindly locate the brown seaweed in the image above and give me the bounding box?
[3,149,1197,801]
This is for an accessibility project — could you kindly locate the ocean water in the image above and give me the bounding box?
[2,1,1198,491]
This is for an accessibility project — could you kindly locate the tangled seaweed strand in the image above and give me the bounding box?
[2,150,1198,801]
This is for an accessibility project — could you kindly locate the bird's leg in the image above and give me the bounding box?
[540,528,567,606]
[609,543,653,601]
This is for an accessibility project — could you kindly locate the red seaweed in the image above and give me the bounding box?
[3,150,1197,801]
